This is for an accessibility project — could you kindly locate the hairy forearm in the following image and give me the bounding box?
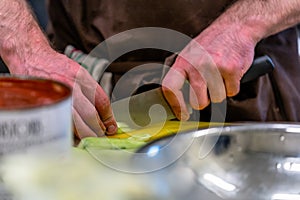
[212,0,300,43]
[0,0,54,74]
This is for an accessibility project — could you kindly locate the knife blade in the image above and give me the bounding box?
[112,55,274,129]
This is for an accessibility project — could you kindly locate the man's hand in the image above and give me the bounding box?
[0,0,117,139]
[162,24,256,120]
[162,0,300,120]
[71,64,118,138]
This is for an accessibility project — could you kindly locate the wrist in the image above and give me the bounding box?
[211,14,268,46]
[0,0,53,74]
[0,14,54,74]
[216,0,300,43]
[0,38,54,75]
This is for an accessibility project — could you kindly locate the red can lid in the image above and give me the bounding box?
[0,76,71,110]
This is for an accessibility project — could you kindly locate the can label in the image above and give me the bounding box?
[0,98,72,157]
[0,76,73,157]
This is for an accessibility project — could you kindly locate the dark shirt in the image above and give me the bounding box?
[48,0,300,122]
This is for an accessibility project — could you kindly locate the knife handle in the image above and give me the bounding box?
[240,55,275,83]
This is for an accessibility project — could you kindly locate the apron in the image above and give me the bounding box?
[47,0,300,122]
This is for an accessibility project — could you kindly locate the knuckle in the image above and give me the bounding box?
[220,65,236,77]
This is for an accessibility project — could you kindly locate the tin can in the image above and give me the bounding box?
[0,76,72,157]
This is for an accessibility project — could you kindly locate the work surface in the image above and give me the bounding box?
[1,121,210,200]
[3,122,300,200]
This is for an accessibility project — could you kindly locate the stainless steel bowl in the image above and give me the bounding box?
[134,123,300,200]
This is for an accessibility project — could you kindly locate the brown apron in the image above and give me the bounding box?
[47,0,300,122]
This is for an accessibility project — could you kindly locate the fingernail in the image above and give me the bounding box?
[181,113,189,121]
[107,125,116,133]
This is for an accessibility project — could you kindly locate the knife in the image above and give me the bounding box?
[112,55,274,129]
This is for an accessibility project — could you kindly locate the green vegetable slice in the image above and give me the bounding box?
[77,137,146,150]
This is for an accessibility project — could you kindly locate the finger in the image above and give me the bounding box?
[162,67,190,121]
[72,108,98,139]
[219,64,244,97]
[73,85,106,137]
[173,54,212,110]
[177,48,226,105]
[188,71,210,110]
[94,86,118,135]
[223,77,240,97]
[74,68,117,135]
[203,62,227,103]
